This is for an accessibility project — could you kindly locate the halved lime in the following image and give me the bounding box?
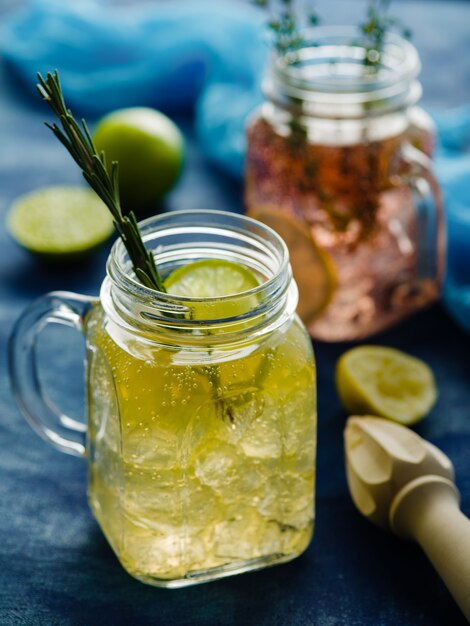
[336,346,437,425]
[164,259,260,321]
[7,186,115,259]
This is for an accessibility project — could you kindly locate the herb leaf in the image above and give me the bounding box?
[359,0,412,68]
[37,70,166,292]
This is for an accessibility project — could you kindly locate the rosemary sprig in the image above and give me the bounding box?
[36,70,166,292]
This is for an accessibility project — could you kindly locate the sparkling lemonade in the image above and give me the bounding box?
[83,212,316,586]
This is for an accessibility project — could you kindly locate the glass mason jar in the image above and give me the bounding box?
[246,27,445,341]
[9,210,316,587]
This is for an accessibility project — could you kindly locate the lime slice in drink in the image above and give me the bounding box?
[165,259,260,297]
[7,186,115,259]
[164,259,261,320]
[336,346,437,425]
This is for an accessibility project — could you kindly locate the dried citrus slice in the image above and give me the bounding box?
[336,346,437,425]
[164,259,260,320]
[249,207,336,322]
[7,186,115,259]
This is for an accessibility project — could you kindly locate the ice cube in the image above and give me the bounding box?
[194,440,266,500]
[123,472,220,534]
[121,522,207,579]
[258,473,314,529]
[212,509,264,559]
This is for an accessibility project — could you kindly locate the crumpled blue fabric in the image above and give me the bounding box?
[0,0,266,178]
[433,106,470,332]
[2,0,470,329]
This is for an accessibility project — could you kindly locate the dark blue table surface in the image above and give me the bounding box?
[1,1,470,625]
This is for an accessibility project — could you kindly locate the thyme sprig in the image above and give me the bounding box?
[256,0,319,54]
[36,70,166,292]
[358,0,412,67]
[256,1,410,66]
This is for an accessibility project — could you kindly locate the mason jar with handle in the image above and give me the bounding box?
[9,209,316,587]
[245,27,445,341]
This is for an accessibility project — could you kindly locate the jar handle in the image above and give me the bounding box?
[8,291,97,458]
[399,142,446,284]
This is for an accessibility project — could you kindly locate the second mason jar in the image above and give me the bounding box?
[246,27,445,341]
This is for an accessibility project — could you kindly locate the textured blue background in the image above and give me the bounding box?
[0,1,469,625]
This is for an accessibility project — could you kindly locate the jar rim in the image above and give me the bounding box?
[105,209,294,334]
[265,25,421,117]
[109,209,289,299]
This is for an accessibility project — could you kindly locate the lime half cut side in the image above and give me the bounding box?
[336,345,437,425]
[164,259,261,321]
[7,186,115,259]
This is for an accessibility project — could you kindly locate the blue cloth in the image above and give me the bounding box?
[433,106,470,330]
[2,0,470,328]
[0,0,266,178]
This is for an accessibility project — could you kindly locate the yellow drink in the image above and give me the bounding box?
[86,304,315,585]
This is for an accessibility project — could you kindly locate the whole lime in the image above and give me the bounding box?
[93,107,184,214]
